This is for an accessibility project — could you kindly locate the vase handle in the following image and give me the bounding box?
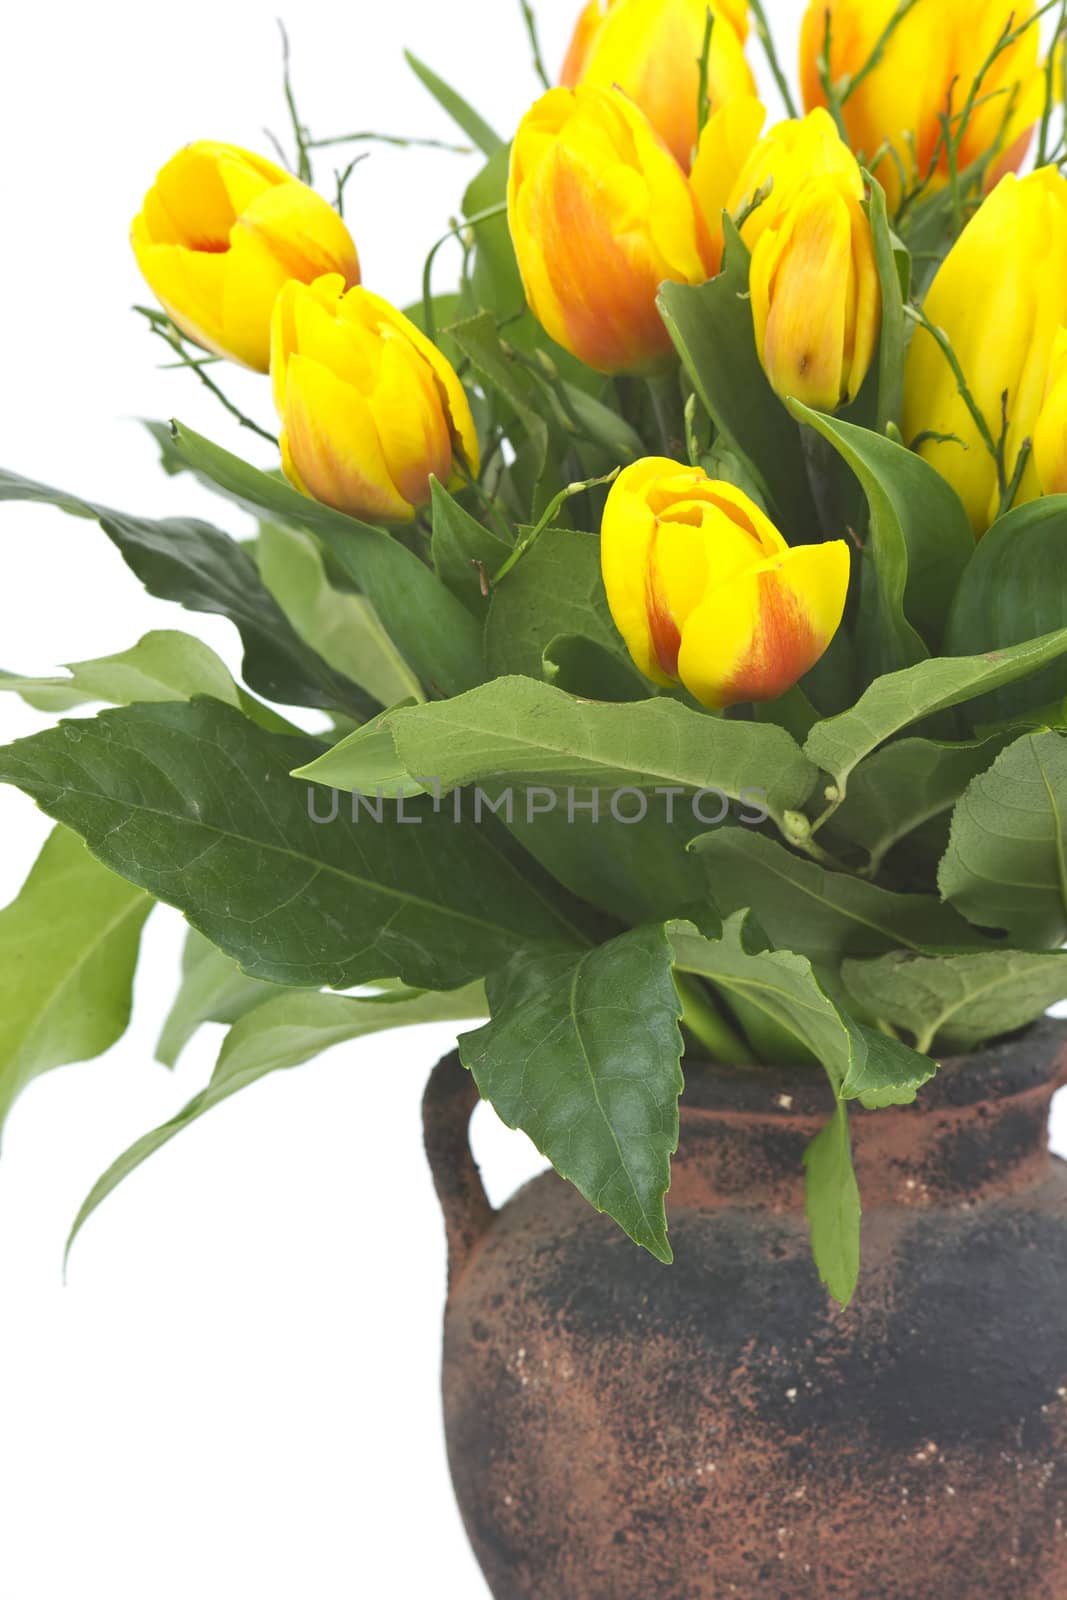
[423,1051,495,1291]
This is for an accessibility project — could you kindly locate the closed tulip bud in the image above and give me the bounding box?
[271,276,480,524]
[601,459,850,709]
[132,142,361,372]
[904,169,1067,535]
[799,0,1044,212]
[560,0,755,170]
[508,87,718,374]
[750,175,881,411]
[1034,329,1067,497]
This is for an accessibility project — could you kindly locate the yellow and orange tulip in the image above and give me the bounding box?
[271,276,479,524]
[601,459,850,709]
[1034,329,1067,497]
[904,168,1067,534]
[131,141,361,372]
[508,86,718,374]
[560,0,755,170]
[691,104,881,408]
[799,0,1044,212]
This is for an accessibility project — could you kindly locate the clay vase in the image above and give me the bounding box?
[423,1023,1067,1600]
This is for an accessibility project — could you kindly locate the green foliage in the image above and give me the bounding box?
[0,699,580,991]
[0,827,152,1134]
[156,929,280,1069]
[939,731,1067,947]
[461,925,684,1263]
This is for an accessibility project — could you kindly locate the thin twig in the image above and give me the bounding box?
[309,130,470,153]
[334,154,369,216]
[135,307,278,446]
[517,0,552,90]
[904,304,1001,474]
[697,8,716,138]
[818,7,850,141]
[747,0,800,117]
[492,469,621,584]
[841,0,923,104]
[278,20,313,184]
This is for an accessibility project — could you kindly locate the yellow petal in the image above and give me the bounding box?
[690,95,767,265]
[355,290,481,475]
[751,181,852,411]
[282,354,414,523]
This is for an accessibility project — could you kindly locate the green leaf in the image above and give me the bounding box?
[830,733,1013,872]
[0,699,580,991]
[843,949,1067,1055]
[256,521,422,708]
[404,50,503,156]
[693,830,988,995]
[803,1101,861,1308]
[804,629,1067,798]
[165,423,484,698]
[657,221,818,537]
[429,478,511,617]
[789,400,973,667]
[541,634,650,702]
[671,912,933,1308]
[939,730,1067,946]
[0,629,292,733]
[0,468,375,719]
[446,312,552,501]
[295,677,819,826]
[156,928,280,1068]
[866,176,908,435]
[68,982,486,1262]
[0,827,152,1134]
[944,497,1067,723]
[459,925,685,1263]
[484,528,626,680]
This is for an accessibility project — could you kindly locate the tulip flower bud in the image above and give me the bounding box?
[508,87,718,375]
[271,276,480,524]
[131,142,361,372]
[904,169,1067,535]
[799,0,1044,212]
[601,458,850,709]
[560,0,755,170]
[750,175,881,411]
[1034,329,1067,497]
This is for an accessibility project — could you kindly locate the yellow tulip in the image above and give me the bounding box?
[903,169,1067,535]
[1034,329,1067,497]
[560,0,755,170]
[508,87,718,375]
[601,458,850,709]
[132,142,361,373]
[690,105,881,408]
[271,276,480,524]
[799,0,1044,212]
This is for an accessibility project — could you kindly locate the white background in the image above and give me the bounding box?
[1,3,1063,1596]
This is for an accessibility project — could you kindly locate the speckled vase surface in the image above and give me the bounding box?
[423,1024,1067,1600]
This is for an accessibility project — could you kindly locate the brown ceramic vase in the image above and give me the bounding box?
[423,1023,1067,1600]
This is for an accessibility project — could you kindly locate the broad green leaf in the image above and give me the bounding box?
[295,677,819,825]
[156,928,280,1068]
[257,521,422,708]
[0,827,152,1134]
[459,925,684,1263]
[0,630,292,733]
[669,913,933,1105]
[671,912,933,1308]
[789,401,973,667]
[484,528,628,680]
[843,949,1067,1055]
[804,1102,861,1308]
[429,478,511,617]
[290,702,421,800]
[830,733,1012,873]
[0,468,376,719]
[0,700,580,991]
[693,829,989,993]
[939,730,1067,947]
[541,635,649,702]
[404,50,503,156]
[945,496,1067,722]
[166,423,484,698]
[657,221,819,538]
[804,629,1067,798]
[68,982,486,1262]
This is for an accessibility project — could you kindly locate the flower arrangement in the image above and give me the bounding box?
[2,0,1067,1312]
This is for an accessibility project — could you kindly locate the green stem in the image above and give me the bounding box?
[747,0,800,118]
[677,975,753,1064]
[647,370,686,459]
[491,468,621,584]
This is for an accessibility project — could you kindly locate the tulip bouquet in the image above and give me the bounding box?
[3,0,1067,1309]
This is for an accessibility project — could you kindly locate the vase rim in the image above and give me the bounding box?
[680,1016,1067,1119]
